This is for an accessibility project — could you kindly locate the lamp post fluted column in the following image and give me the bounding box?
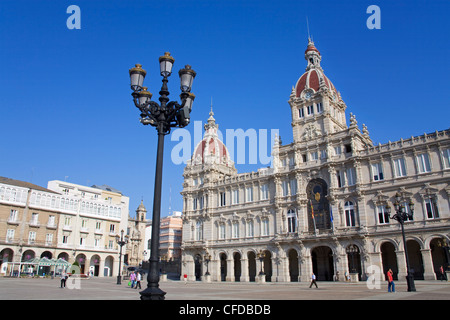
[128,53,196,300]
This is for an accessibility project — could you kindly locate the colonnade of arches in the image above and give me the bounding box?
[183,236,449,282]
[0,248,116,277]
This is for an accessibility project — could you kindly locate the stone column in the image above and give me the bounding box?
[99,258,105,277]
[301,249,313,282]
[241,256,249,282]
[226,257,234,282]
[396,250,407,281]
[275,256,289,282]
[336,253,348,282]
[421,249,436,280]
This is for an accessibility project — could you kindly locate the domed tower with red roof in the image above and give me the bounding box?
[187,109,236,172]
[182,109,237,217]
[289,38,348,143]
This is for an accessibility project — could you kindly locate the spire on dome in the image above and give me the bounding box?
[204,97,218,133]
[189,109,236,171]
[305,38,322,71]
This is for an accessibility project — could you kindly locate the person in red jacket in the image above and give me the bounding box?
[387,269,395,292]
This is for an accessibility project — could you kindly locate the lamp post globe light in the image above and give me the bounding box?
[128,53,196,300]
[115,230,129,285]
[385,192,416,292]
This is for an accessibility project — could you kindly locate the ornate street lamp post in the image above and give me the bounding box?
[128,53,196,300]
[257,250,265,276]
[115,230,129,285]
[204,253,211,276]
[385,192,416,292]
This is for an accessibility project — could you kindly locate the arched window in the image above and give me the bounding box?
[287,209,297,233]
[344,201,356,227]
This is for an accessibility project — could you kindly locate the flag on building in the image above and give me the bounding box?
[310,199,317,232]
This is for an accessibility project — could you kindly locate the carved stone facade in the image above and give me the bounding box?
[180,39,450,283]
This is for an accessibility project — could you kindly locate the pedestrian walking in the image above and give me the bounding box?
[60,270,67,288]
[130,271,136,288]
[135,272,142,289]
[183,273,187,285]
[439,266,446,281]
[309,273,318,288]
[387,269,395,292]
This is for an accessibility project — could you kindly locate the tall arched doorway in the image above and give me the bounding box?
[306,179,331,231]
[288,249,299,282]
[0,249,14,275]
[105,255,114,277]
[90,255,101,277]
[247,251,256,282]
[194,254,202,281]
[263,250,272,282]
[21,250,35,262]
[311,246,334,281]
[381,242,398,280]
[57,252,69,261]
[346,244,362,280]
[430,238,449,279]
[406,240,424,280]
[75,254,86,274]
[233,252,241,282]
[40,251,52,259]
[39,251,53,276]
[0,248,14,263]
[220,253,227,281]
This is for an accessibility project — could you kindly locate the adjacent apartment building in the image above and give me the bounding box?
[0,178,130,277]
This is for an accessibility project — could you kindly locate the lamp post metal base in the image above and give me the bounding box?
[139,287,167,300]
[406,274,416,292]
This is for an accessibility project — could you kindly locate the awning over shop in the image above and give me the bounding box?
[38,257,54,266]
[53,258,71,266]
[22,257,71,267]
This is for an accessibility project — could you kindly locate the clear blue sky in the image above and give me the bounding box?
[1,0,449,219]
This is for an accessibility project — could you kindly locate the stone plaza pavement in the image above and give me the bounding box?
[0,277,449,301]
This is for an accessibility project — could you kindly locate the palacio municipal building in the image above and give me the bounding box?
[180,39,450,283]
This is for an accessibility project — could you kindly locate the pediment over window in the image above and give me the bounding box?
[418,183,439,199]
[371,191,389,205]
[245,210,255,220]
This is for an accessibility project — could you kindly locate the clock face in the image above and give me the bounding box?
[304,91,312,99]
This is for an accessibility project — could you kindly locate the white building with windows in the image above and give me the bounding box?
[46,180,129,277]
[180,39,450,283]
[0,178,130,277]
